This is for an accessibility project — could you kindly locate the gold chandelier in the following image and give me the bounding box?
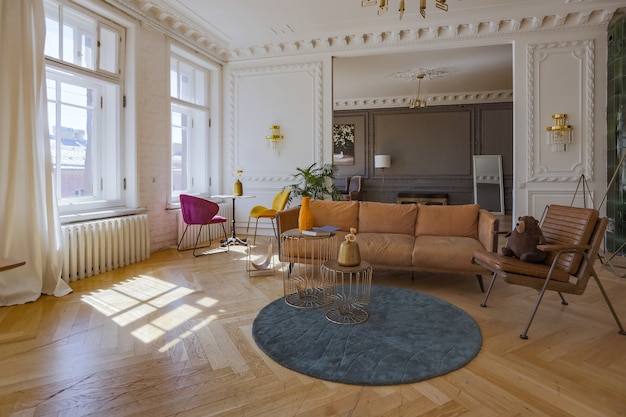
[387,67,451,109]
[361,0,449,20]
[408,74,427,109]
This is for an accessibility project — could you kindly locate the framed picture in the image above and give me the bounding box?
[333,124,355,166]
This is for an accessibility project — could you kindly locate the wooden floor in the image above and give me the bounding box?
[1,232,626,416]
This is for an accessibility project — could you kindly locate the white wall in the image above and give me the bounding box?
[134,25,178,251]
[222,56,334,234]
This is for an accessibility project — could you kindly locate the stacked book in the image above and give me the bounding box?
[301,225,340,236]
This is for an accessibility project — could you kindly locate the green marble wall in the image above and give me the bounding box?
[607,15,626,255]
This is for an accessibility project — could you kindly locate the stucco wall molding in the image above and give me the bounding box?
[228,62,324,182]
[526,39,595,183]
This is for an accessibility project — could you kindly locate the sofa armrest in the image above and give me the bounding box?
[276,206,300,238]
[478,209,500,252]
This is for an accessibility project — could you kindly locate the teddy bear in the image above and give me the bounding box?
[502,215,547,263]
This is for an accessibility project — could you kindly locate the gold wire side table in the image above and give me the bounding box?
[281,228,337,309]
[322,260,373,325]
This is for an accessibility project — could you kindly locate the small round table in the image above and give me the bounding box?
[321,260,373,325]
[281,229,337,309]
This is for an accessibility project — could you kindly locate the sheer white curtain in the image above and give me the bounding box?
[0,0,72,305]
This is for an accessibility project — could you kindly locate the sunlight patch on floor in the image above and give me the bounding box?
[82,274,220,346]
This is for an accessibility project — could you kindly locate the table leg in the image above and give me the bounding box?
[221,197,248,246]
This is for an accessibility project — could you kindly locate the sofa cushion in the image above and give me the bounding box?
[358,201,417,235]
[415,203,479,239]
[413,235,486,274]
[357,233,414,267]
[310,200,359,232]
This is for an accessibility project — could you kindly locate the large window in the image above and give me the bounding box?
[170,55,210,200]
[44,0,125,213]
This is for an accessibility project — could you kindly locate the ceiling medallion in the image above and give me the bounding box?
[386,67,452,81]
[361,0,449,20]
[386,68,452,109]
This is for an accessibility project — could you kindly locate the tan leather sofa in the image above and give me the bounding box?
[276,200,500,291]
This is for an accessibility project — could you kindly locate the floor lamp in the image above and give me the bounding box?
[375,155,391,200]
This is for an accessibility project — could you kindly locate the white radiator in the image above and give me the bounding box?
[61,214,150,282]
[177,202,232,249]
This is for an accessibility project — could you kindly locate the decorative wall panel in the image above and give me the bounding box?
[229,62,324,182]
[527,40,595,183]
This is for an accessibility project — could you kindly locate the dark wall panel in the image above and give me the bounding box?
[334,102,513,211]
[374,110,471,176]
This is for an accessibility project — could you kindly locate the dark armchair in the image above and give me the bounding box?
[341,176,363,201]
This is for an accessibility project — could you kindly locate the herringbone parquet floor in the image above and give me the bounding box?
[1,235,626,417]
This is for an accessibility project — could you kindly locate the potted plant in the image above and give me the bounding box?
[286,162,341,203]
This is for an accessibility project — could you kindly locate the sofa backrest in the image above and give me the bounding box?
[358,201,417,235]
[308,200,481,238]
[309,200,359,231]
[415,203,479,238]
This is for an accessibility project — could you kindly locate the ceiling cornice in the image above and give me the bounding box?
[334,90,514,110]
[109,1,625,64]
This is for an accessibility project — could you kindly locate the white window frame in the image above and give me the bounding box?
[44,0,129,217]
[170,52,211,203]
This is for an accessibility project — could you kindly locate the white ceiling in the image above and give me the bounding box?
[332,44,513,103]
[121,0,625,103]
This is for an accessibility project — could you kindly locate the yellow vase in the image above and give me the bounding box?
[298,196,314,232]
[338,241,361,267]
[234,179,243,196]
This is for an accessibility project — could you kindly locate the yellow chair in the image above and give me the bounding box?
[246,189,291,244]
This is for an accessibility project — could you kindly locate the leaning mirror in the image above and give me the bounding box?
[473,155,504,215]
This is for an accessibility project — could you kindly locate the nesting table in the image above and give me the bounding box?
[321,260,373,325]
[281,228,337,309]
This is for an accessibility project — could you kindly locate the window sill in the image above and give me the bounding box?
[60,208,147,225]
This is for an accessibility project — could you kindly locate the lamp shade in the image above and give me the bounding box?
[374,154,391,169]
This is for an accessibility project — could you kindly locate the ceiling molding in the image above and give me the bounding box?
[109,1,624,63]
[334,90,513,110]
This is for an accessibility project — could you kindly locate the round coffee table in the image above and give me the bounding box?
[281,229,337,309]
[321,260,373,324]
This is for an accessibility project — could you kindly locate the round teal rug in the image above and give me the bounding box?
[252,285,482,386]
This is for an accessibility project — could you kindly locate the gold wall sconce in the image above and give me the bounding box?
[546,114,574,152]
[265,125,283,152]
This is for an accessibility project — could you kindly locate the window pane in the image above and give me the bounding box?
[179,62,193,103]
[170,60,178,98]
[60,82,90,107]
[46,80,96,200]
[44,2,60,59]
[171,109,189,193]
[48,100,58,178]
[62,7,96,70]
[59,103,93,198]
[195,70,206,106]
[99,25,118,74]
